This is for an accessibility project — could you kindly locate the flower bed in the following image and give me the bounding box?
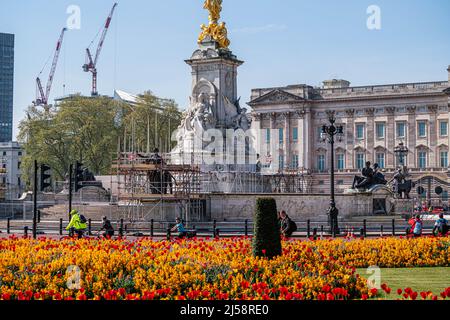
[0,236,449,300]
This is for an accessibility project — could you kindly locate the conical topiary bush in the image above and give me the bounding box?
[252,197,282,259]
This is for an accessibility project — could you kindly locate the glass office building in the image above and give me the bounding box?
[0,33,14,142]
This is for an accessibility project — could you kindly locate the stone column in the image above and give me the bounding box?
[270,113,278,170]
[284,112,291,168]
[407,106,417,168]
[297,111,305,169]
[304,108,312,170]
[366,108,375,164]
[386,107,396,168]
[429,105,438,167]
[345,109,355,169]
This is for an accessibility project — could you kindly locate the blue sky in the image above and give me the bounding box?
[1,0,449,140]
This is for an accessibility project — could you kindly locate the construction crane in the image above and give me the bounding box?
[34,28,67,109]
[83,2,118,97]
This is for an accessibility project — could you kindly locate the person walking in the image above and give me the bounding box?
[412,215,423,238]
[66,210,87,239]
[279,211,297,238]
[433,213,449,236]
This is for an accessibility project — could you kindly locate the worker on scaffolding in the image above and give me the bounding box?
[150,148,163,194]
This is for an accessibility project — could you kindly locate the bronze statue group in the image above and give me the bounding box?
[352,162,414,199]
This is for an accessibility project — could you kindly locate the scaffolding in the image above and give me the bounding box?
[113,152,206,224]
[113,151,314,223]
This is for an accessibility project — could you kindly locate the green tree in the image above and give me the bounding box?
[121,91,182,154]
[17,92,182,190]
[18,96,122,187]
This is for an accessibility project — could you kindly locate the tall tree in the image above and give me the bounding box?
[17,92,182,189]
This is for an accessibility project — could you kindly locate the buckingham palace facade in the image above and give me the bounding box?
[248,66,450,197]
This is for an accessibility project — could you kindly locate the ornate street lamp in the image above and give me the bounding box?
[394,142,409,168]
[321,112,344,236]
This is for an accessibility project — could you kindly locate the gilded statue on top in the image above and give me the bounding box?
[198,0,230,49]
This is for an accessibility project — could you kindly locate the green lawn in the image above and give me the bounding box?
[356,267,450,299]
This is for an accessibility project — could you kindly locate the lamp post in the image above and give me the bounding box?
[321,113,344,237]
[394,142,409,168]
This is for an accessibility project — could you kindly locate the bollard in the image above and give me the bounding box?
[120,219,124,233]
[380,225,384,237]
[215,228,220,238]
[88,219,92,236]
[392,219,396,236]
[59,218,63,236]
[37,210,41,223]
[7,218,10,234]
[244,220,248,237]
[166,228,171,241]
[24,226,28,237]
[150,219,154,238]
[363,219,367,237]
[213,220,217,237]
[307,220,311,238]
[360,228,365,238]
[320,225,324,239]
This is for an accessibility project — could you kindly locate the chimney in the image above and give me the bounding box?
[322,79,351,89]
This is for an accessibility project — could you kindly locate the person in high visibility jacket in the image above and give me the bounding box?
[66,210,87,239]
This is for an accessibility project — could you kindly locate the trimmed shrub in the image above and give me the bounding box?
[252,198,282,259]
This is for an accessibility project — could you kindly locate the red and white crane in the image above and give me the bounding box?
[34,27,67,108]
[83,2,118,96]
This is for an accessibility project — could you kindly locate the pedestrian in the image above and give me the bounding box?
[279,211,297,238]
[433,213,449,236]
[412,215,423,238]
[171,217,187,239]
[99,216,115,239]
[66,210,87,239]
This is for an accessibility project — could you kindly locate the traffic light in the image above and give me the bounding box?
[40,164,51,191]
[74,161,84,192]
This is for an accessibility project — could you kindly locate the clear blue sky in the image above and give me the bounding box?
[1,0,449,140]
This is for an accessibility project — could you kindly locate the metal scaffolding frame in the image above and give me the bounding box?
[113,152,205,224]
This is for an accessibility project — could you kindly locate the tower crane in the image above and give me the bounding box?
[34,28,67,109]
[83,3,118,96]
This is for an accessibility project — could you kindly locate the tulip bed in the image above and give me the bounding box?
[0,235,449,300]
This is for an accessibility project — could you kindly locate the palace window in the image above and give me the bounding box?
[376,153,385,169]
[292,127,298,143]
[265,128,270,143]
[318,155,326,172]
[396,122,406,139]
[279,155,285,170]
[418,152,427,169]
[317,127,324,142]
[440,151,448,168]
[356,124,365,140]
[440,121,448,137]
[418,121,427,138]
[356,153,365,170]
[376,123,385,139]
[279,128,284,145]
[292,154,299,169]
[337,154,345,170]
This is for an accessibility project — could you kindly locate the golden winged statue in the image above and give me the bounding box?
[198,0,230,49]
